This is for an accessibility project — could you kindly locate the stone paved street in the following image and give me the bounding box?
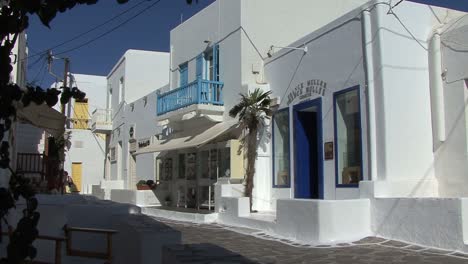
[152,217,468,264]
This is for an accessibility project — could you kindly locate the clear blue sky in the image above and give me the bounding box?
[26,0,468,87]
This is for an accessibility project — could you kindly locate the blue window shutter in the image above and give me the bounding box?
[196,54,203,79]
[213,44,219,81]
[179,63,188,86]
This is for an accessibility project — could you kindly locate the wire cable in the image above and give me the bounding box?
[28,57,47,85]
[23,0,156,61]
[52,0,163,57]
[27,53,46,69]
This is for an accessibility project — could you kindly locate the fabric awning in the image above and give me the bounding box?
[136,120,239,155]
[16,103,66,138]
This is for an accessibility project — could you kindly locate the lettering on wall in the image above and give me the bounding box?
[138,138,151,149]
[287,79,327,105]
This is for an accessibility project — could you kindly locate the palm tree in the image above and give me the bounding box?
[229,88,272,212]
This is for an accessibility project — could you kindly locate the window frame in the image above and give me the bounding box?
[179,62,188,87]
[272,107,291,188]
[333,85,363,188]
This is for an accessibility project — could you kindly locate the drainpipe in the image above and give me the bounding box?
[362,10,377,181]
[429,29,446,143]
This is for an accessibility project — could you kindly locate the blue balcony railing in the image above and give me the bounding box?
[157,78,224,115]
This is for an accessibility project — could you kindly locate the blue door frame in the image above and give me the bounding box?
[293,98,324,199]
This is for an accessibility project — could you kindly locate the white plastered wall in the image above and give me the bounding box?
[434,15,468,197]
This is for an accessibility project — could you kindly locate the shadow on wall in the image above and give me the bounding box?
[152,186,171,206]
[433,96,468,197]
[373,97,468,236]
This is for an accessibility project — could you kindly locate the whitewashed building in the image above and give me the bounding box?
[91,0,468,253]
[214,0,468,251]
[95,50,170,199]
[134,0,372,210]
[51,73,108,194]
[3,31,67,190]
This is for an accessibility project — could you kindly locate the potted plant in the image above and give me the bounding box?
[136,180,151,190]
[136,180,157,190]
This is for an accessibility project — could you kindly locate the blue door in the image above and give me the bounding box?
[293,98,323,199]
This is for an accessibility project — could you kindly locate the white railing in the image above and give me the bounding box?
[91,109,112,130]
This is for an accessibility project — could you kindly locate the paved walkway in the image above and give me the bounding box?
[152,217,468,264]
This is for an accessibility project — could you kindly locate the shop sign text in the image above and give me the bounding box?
[287,79,327,105]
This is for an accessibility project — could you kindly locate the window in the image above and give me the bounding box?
[203,45,219,81]
[179,62,188,87]
[73,98,89,129]
[110,147,116,162]
[118,77,124,103]
[272,108,290,187]
[334,87,362,186]
[178,153,185,179]
[155,158,162,182]
[196,54,203,79]
[218,148,230,178]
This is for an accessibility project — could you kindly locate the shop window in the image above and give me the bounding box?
[200,150,209,178]
[272,108,290,187]
[155,158,162,182]
[178,154,185,179]
[162,158,172,181]
[186,153,196,180]
[218,148,230,178]
[334,87,362,186]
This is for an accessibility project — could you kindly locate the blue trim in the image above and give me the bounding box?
[179,62,188,87]
[272,107,291,188]
[333,85,363,188]
[213,44,220,82]
[156,79,224,115]
[293,98,324,199]
[196,54,203,79]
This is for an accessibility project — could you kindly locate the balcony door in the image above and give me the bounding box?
[202,45,220,102]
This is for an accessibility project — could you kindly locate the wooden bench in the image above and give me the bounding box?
[1,231,65,264]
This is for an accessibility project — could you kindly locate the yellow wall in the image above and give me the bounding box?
[71,162,82,192]
[230,140,244,179]
[73,101,89,129]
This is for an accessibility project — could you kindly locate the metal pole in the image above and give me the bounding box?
[61,58,69,116]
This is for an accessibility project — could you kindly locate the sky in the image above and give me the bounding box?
[26,0,216,87]
[25,0,468,88]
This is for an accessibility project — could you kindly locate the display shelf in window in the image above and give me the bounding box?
[186,152,197,180]
[162,158,173,181]
[178,154,186,179]
[200,150,209,179]
[198,185,215,210]
[177,185,186,208]
[209,149,218,180]
[186,184,197,208]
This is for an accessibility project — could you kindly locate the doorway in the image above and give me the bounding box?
[71,162,82,193]
[293,98,323,199]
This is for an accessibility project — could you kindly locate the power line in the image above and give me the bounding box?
[27,53,46,69]
[52,0,163,57]
[28,57,47,84]
[23,0,156,61]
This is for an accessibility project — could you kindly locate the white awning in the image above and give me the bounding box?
[16,103,66,138]
[136,120,239,155]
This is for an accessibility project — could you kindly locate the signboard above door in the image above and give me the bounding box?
[287,79,327,106]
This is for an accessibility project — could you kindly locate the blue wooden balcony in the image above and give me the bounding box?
[157,78,224,116]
